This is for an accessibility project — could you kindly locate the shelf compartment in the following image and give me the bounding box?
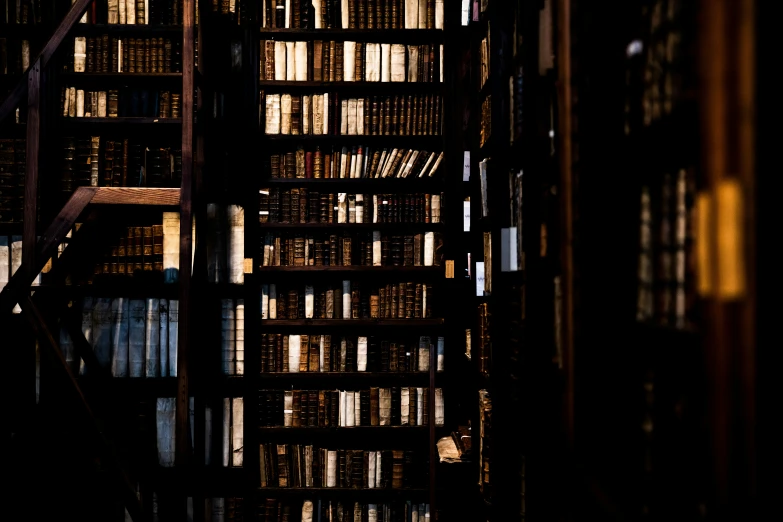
[258,372,431,387]
[262,178,444,190]
[256,266,442,274]
[262,135,443,147]
[258,28,444,43]
[59,117,182,125]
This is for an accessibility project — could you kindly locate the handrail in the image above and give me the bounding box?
[0,0,93,123]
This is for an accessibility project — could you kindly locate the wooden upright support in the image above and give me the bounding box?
[175,0,196,470]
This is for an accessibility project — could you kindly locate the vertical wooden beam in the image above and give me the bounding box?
[23,59,41,281]
[176,0,195,472]
[556,0,575,450]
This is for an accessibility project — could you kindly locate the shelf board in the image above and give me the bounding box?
[260,319,444,328]
[256,487,429,498]
[258,28,444,43]
[259,80,443,93]
[257,222,445,231]
[70,24,183,34]
[60,117,182,125]
[256,266,442,274]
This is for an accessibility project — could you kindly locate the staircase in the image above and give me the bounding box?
[1,1,196,520]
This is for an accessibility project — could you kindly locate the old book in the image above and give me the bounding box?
[232,397,244,466]
[168,299,178,376]
[128,299,146,377]
[227,205,244,284]
[235,300,245,375]
[265,94,281,134]
[159,299,169,377]
[162,211,179,282]
[156,397,176,467]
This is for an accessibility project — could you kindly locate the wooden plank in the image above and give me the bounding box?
[20,295,148,522]
[23,59,41,282]
[0,0,92,123]
[556,0,575,449]
[0,188,96,315]
[90,187,181,206]
[175,0,196,469]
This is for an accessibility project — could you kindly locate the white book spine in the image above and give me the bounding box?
[327,450,338,487]
[440,44,444,82]
[232,397,244,466]
[435,0,444,29]
[340,0,349,28]
[379,388,391,425]
[288,335,301,373]
[227,205,245,284]
[159,299,169,377]
[168,300,178,376]
[144,298,160,377]
[76,89,85,117]
[313,0,323,28]
[368,505,377,522]
[110,298,130,377]
[356,193,364,222]
[380,44,392,82]
[431,195,441,223]
[222,299,236,375]
[368,450,376,488]
[357,336,367,371]
[266,94,281,134]
[285,41,296,81]
[347,98,357,135]
[339,390,346,426]
[163,212,180,283]
[418,0,427,28]
[222,398,231,467]
[416,388,424,425]
[156,397,175,467]
[261,284,269,319]
[323,92,330,134]
[375,452,382,486]
[235,300,245,375]
[342,280,351,319]
[345,391,355,426]
[302,500,314,522]
[285,0,291,27]
[269,284,277,319]
[73,37,87,72]
[281,93,293,134]
[344,41,356,81]
[125,0,135,24]
[144,0,148,25]
[338,193,347,222]
[312,94,323,135]
[274,41,287,80]
[319,336,325,372]
[305,285,314,318]
[357,98,365,135]
[401,388,410,425]
[294,41,308,81]
[437,336,445,371]
[424,232,435,266]
[390,44,406,82]
[405,0,419,28]
[79,297,94,375]
[340,99,348,134]
[284,390,293,426]
[119,0,126,24]
[355,392,361,426]
[435,388,444,425]
[372,231,382,265]
[303,95,311,134]
[422,284,428,317]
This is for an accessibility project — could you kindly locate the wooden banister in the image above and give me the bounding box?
[0,0,93,123]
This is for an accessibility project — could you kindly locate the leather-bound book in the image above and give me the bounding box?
[292,390,302,427]
[369,387,380,426]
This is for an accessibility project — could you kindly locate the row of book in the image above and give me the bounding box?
[76,0,183,26]
[268,146,443,179]
[72,35,182,73]
[62,136,183,192]
[636,168,695,329]
[205,203,245,285]
[221,298,245,375]
[259,232,444,267]
[260,40,443,83]
[0,0,41,24]
[259,190,443,225]
[478,389,491,499]
[62,297,179,378]
[260,334,444,374]
[260,500,431,522]
[263,93,441,136]
[476,302,490,376]
[258,281,435,320]
[93,218,179,279]
[259,445,425,489]
[61,87,181,118]
[0,139,25,224]
[0,38,31,76]
[260,0,444,30]
[258,387,444,427]
[155,397,244,467]
[259,333,444,373]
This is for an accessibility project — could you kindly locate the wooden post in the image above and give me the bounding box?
[556,0,575,450]
[23,59,41,282]
[175,0,196,475]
